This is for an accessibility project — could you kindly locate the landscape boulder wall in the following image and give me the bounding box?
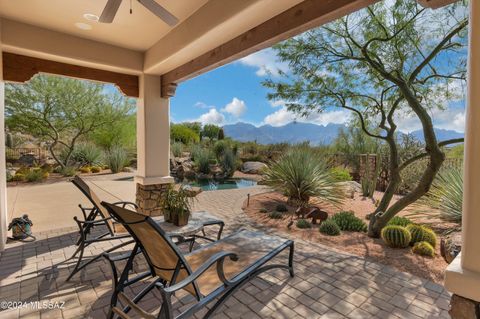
[241,161,267,174]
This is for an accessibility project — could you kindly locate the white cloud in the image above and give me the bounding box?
[197,108,225,125]
[263,107,350,127]
[238,48,289,77]
[269,100,286,108]
[222,97,247,117]
[395,106,466,133]
[194,101,214,109]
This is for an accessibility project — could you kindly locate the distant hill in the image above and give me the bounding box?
[223,122,464,145]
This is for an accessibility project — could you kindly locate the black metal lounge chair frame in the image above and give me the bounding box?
[67,176,137,281]
[102,201,295,319]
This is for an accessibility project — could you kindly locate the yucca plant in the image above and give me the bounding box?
[407,167,463,224]
[263,148,344,206]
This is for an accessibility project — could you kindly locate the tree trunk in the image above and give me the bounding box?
[48,141,65,169]
[368,82,445,238]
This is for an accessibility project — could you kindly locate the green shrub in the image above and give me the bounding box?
[79,166,91,174]
[71,143,103,166]
[171,142,183,158]
[276,204,288,212]
[259,208,268,213]
[40,164,53,173]
[387,216,413,227]
[221,149,236,177]
[12,173,26,182]
[319,219,341,236]
[60,166,77,177]
[106,146,128,173]
[26,169,45,182]
[381,226,411,248]
[194,149,212,174]
[213,140,229,159]
[406,224,437,247]
[171,124,200,144]
[263,148,344,205]
[6,170,13,182]
[412,241,435,257]
[90,166,102,173]
[330,167,352,182]
[296,219,312,229]
[331,211,367,232]
[268,211,283,219]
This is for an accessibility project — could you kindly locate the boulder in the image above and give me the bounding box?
[241,161,267,174]
[441,231,462,264]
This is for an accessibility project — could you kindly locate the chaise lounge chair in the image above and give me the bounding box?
[67,176,136,281]
[68,176,225,281]
[101,201,295,319]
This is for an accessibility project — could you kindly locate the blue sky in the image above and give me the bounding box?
[169,47,467,133]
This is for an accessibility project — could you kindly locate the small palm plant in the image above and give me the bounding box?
[262,148,344,207]
[408,167,463,224]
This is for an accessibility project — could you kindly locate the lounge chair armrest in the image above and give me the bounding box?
[102,241,138,262]
[112,201,139,209]
[78,205,96,220]
[74,216,113,224]
[162,251,238,293]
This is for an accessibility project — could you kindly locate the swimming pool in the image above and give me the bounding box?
[187,178,257,191]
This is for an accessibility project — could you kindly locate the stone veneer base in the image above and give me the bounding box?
[135,182,172,216]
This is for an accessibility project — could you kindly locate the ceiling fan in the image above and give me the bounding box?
[99,0,178,26]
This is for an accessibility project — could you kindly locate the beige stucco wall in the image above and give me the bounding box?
[0,19,7,252]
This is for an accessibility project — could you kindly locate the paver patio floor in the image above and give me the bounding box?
[1,181,451,318]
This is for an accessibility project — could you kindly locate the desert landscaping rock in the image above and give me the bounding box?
[241,161,268,174]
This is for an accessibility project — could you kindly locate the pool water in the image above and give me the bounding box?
[187,178,257,191]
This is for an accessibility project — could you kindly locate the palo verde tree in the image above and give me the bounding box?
[6,74,134,168]
[264,1,468,237]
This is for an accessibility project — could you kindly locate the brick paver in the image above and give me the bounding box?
[0,187,451,318]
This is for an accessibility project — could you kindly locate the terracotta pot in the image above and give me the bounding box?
[173,212,189,227]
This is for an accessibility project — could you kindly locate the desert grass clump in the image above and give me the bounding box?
[319,219,341,236]
[296,219,312,229]
[106,146,128,173]
[331,211,367,232]
[263,148,344,206]
[171,142,183,158]
[412,241,435,257]
[381,226,411,248]
[408,168,462,224]
[268,211,283,219]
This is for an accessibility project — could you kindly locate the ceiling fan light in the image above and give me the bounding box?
[83,13,99,22]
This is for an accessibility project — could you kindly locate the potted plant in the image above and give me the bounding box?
[161,185,193,226]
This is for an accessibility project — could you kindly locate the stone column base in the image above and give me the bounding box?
[135,183,171,216]
[450,294,480,319]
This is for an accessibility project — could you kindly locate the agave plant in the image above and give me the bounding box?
[262,148,344,206]
[408,167,463,224]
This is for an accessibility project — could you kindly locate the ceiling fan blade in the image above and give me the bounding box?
[99,0,123,23]
[137,0,179,26]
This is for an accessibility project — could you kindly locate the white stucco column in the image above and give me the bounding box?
[445,0,480,316]
[0,19,8,252]
[135,74,174,216]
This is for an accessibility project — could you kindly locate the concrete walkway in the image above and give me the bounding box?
[0,179,451,318]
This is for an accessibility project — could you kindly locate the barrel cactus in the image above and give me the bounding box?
[381,226,411,248]
[319,219,341,236]
[406,224,437,247]
[412,241,435,257]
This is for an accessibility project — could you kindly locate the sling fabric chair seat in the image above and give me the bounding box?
[184,230,291,296]
[101,201,294,319]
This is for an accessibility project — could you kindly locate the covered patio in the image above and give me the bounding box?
[0,0,479,318]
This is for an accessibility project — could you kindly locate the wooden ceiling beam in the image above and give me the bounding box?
[160,0,377,97]
[416,0,459,9]
[2,52,139,97]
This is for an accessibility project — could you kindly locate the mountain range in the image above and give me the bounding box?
[222,122,464,145]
